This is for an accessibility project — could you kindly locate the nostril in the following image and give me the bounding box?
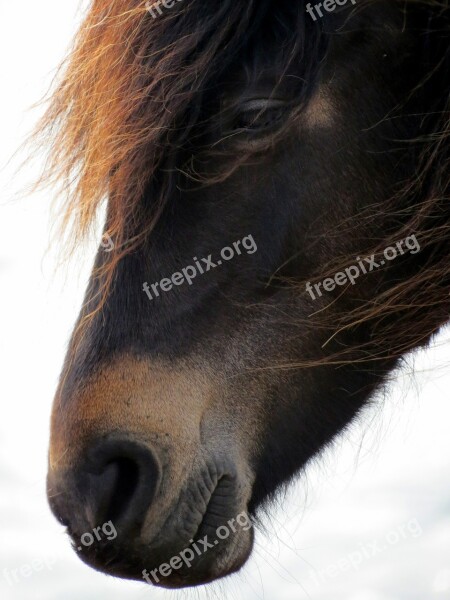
[81,437,161,534]
[101,457,140,524]
[87,457,140,526]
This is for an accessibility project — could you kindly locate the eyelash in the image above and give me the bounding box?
[235,106,288,131]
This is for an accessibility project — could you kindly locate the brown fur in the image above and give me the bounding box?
[31,0,449,366]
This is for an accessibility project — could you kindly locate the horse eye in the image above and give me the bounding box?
[233,99,290,133]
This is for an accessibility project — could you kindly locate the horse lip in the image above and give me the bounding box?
[151,524,255,589]
[147,475,254,588]
[196,473,244,537]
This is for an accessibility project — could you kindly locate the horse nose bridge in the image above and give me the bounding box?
[49,354,215,473]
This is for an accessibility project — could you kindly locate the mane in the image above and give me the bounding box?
[32,0,449,364]
[305,0,450,367]
[33,0,326,317]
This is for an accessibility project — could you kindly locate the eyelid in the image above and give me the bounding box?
[225,98,292,116]
[238,98,290,111]
[217,96,294,145]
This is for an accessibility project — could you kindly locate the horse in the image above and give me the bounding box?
[37,0,449,589]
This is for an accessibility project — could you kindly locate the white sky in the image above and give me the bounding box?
[1,2,449,599]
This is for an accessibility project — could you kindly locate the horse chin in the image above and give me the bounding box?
[71,503,255,588]
[151,527,255,589]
